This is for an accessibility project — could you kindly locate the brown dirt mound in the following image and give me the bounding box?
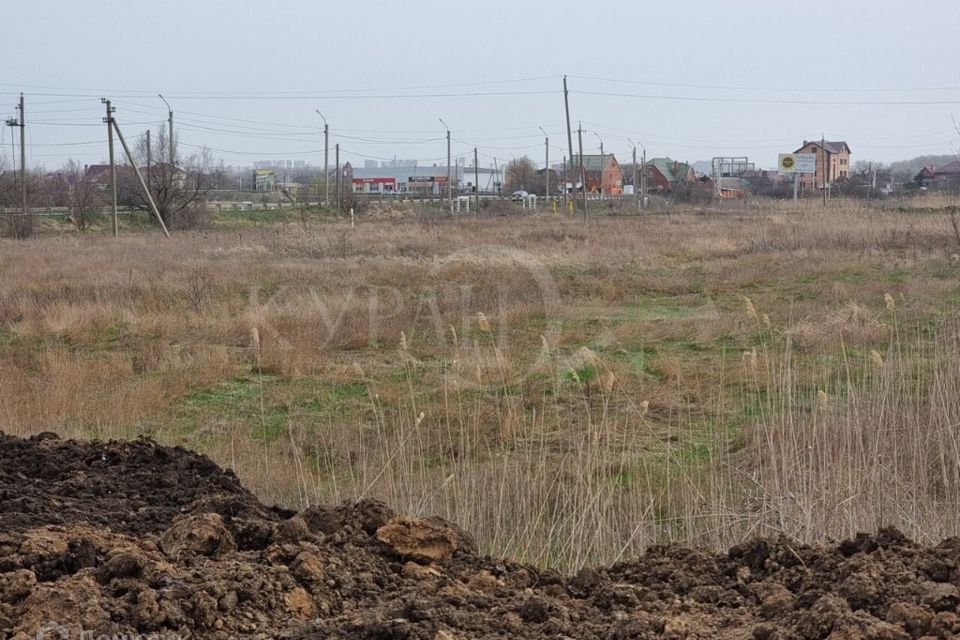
[3,433,960,639]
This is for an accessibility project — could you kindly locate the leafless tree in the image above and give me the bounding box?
[43,160,103,231]
[118,127,221,228]
[505,156,539,192]
[0,152,38,238]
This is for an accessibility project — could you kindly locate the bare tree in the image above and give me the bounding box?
[0,152,39,238]
[44,160,103,231]
[118,127,221,228]
[505,156,539,193]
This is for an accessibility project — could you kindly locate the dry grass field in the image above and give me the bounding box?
[2,201,959,571]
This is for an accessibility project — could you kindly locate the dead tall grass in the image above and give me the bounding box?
[745,319,960,544]
[1,203,959,571]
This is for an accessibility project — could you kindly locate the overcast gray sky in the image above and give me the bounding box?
[5,0,960,170]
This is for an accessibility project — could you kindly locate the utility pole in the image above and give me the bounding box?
[821,133,827,207]
[474,147,480,214]
[335,143,341,215]
[641,145,646,206]
[315,110,329,207]
[629,139,638,209]
[17,94,25,228]
[594,133,604,198]
[102,98,118,237]
[563,76,575,210]
[146,129,151,195]
[440,118,452,214]
[539,126,549,201]
[562,156,568,211]
[577,123,587,222]
[159,94,173,166]
[111,114,170,237]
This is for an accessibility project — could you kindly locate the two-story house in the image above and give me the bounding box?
[571,154,623,195]
[794,140,852,190]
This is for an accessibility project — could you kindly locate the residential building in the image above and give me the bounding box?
[794,140,852,189]
[645,158,696,192]
[570,154,623,194]
[915,160,960,189]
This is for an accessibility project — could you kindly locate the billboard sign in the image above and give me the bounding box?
[778,153,817,174]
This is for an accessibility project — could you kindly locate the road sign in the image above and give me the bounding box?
[778,153,817,174]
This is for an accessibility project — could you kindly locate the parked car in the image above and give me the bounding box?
[510,190,529,201]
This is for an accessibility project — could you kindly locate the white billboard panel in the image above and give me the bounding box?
[778,153,817,174]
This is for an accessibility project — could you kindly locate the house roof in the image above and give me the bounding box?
[646,158,693,183]
[934,160,960,175]
[571,154,619,171]
[84,164,112,177]
[795,140,851,155]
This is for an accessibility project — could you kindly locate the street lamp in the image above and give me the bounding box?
[315,110,329,206]
[158,94,173,166]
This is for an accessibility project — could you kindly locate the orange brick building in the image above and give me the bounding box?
[795,140,851,189]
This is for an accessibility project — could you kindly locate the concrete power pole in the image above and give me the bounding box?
[110,114,170,237]
[595,134,604,198]
[315,110,329,207]
[641,145,646,207]
[146,129,151,195]
[474,147,480,214]
[440,118,452,214]
[335,143,341,215]
[577,123,587,222]
[159,94,173,166]
[563,76,575,209]
[17,94,26,228]
[102,98,118,237]
[821,133,827,207]
[539,126,549,200]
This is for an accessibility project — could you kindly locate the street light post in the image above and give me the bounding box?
[158,94,173,166]
[539,126,549,201]
[315,110,329,207]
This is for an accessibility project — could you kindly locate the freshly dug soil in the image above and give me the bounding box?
[2,432,960,639]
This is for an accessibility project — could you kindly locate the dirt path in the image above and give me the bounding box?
[2,432,958,639]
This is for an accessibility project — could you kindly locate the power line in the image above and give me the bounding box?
[576,90,960,106]
[569,74,960,94]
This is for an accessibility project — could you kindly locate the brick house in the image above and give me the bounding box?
[794,140,851,189]
[915,160,960,189]
[571,154,623,194]
[645,158,696,192]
